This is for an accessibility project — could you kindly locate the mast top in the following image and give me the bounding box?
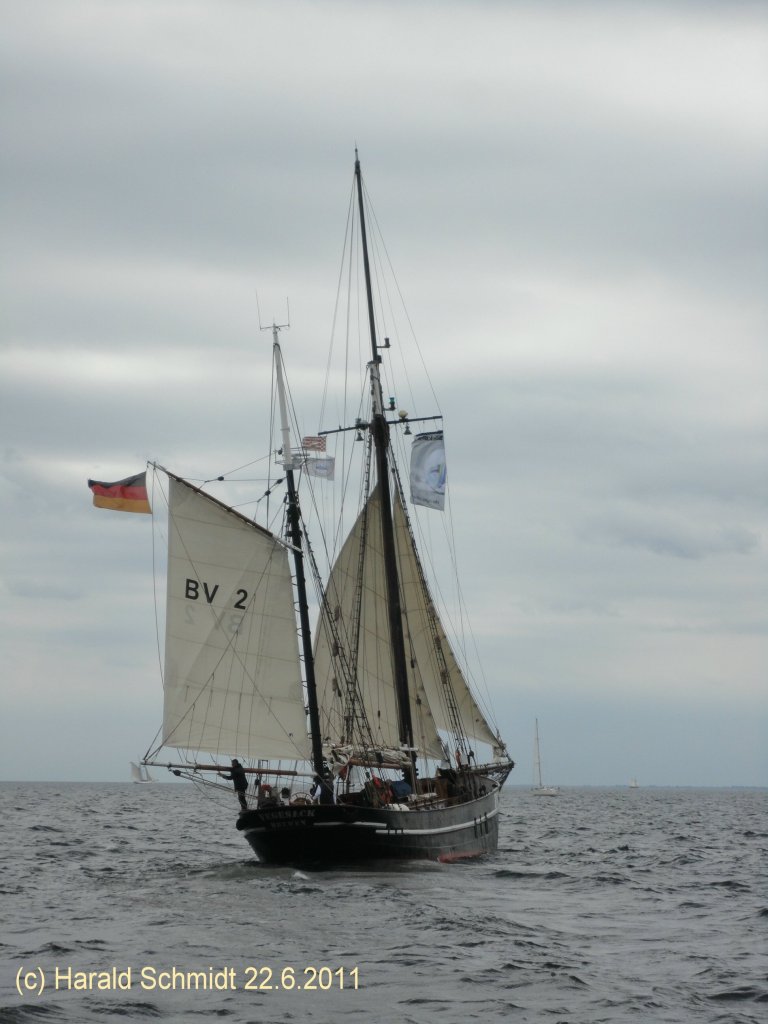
[256,292,290,335]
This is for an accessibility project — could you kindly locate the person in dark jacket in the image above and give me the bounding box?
[310,774,334,805]
[219,758,248,811]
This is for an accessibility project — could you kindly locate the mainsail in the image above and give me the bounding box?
[314,485,442,758]
[162,474,310,760]
[313,485,498,758]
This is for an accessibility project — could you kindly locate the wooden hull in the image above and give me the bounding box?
[236,779,501,866]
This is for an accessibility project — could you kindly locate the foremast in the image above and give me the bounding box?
[355,152,416,782]
[273,326,325,778]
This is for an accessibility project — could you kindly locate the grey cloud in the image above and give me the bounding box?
[588,516,760,561]
[5,579,83,601]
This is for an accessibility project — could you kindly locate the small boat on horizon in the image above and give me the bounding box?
[532,719,559,797]
[130,761,155,784]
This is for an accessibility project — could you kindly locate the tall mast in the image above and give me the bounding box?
[273,328,325,777]
[354,152,416,775]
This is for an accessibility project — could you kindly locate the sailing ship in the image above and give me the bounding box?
[130,761,154,784]
[532,719,559,796]
[119,154,514,864]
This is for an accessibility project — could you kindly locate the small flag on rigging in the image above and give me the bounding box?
[88,472,151,514]
[301,436,326,452]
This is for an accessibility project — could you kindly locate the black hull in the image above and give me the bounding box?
[235,780,500,866]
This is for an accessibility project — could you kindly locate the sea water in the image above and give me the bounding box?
[0,783,765,1023]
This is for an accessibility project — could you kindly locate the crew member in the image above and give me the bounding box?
[219,758,248,812]
[310,774,334,805]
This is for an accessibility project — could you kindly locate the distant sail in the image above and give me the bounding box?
[130,761,154,783]
[162,475,310,761]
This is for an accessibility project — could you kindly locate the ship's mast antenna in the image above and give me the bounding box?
[257,292,290,332]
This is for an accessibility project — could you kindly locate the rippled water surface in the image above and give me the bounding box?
[1,783,765,1023]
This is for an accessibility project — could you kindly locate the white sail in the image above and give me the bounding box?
[162,475,310,760]
[314,486,444,758]
[313,486,498,757]
[393,497,500,750]
[532,718,559,795]
[130,761,153,783]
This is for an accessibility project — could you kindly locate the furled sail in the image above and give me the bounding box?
[162,475,310,760]
[313,484,497,757]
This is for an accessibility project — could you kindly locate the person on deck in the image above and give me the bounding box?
[219,758,248,812]
[310,774,334,805]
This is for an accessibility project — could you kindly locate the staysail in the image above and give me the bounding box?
[393,497,500,750]
[313,484,498,757]
[161,474,310,760]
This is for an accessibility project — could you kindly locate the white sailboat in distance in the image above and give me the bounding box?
[532,719,559,796]
[130,761,155,784]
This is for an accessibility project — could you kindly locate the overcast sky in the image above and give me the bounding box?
[1,0,766,786]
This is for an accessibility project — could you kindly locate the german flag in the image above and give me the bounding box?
[88,472,151,514]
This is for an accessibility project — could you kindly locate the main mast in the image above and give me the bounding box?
[273,328,325,778]
[354,152,416,777]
